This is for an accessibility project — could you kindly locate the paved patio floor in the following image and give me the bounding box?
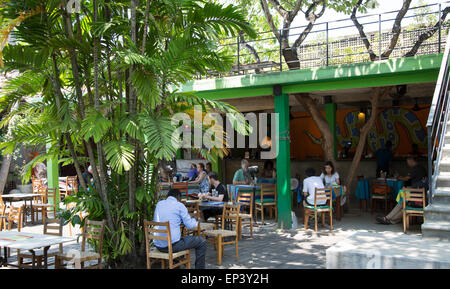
[1,206,422,269]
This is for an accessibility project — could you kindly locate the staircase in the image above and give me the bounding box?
[422,33,450,240]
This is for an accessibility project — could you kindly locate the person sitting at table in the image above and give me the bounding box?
[159,169,170,183]
[376,156,427,225]
[233,159,253,185]
[375,140,393,178]
[153,189,207,269]
[320,161,340,188]
[261,160,276,179]
[189,163,209,194]
[320,161,347,206]
[205,162,212,175]
[187,163,198,181]
[198,172,229,222]
[303,168,326,206]
[82,165,94,186]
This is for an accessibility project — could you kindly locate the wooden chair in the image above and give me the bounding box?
[203,204,240,265]
[18,218,63,269]
[32,187,58,223]
[235,191,254,239]
[304,188,333,232]
[55,220,106,269]
[32,178,43,193]
[370,179,393,215]
[7,205,24,231]
[144,220,191,269]
[255,184,277,224]
[5,205,24,257]
[62,176,78,199]
[183,202,215,236]
[172,182,190,199]
[402,187,426,233]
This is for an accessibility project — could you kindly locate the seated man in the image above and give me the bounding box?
[199,172,229,221]
[376,156,427,225]
[81,165,95,188]
[302,168,326,206]
[233,159,253,185]
[153,189,207,269]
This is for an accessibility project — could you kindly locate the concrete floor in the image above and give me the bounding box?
[0,204,422,269]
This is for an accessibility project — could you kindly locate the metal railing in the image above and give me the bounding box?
[199,2,450,79]
[427,32,450,205]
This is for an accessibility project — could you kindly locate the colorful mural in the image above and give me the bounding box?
[290,105,429,160]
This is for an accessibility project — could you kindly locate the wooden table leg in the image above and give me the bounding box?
[43,246,50,269]
[0,247,6,267]
[29,250,36,269]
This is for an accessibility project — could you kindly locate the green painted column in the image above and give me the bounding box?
[176,148,183,159]
[274,87,292,229]
[46,144,60,209]
[211,154,223,182]
[325,103,337,159]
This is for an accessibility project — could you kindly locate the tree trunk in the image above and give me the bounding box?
[128,0,139,256]
[0,154,12,195]
[345,87,391,195]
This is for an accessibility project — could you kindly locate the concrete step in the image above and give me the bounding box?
[442,147,450,160]
[432,189,450,205]
[436,173,450,187]
[433,189,450,204]
[422,220,450,240]
[440,160,450,172]
[326,232,450,268]
[424,203,450,221]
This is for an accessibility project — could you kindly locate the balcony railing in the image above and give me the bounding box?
[198,1,450,79]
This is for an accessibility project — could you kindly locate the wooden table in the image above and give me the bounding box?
[0,231,75,269]
[1,194,44,225]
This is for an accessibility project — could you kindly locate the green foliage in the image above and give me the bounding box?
[0,0,254,267]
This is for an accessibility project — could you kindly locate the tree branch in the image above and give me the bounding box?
[260,0,281,42]
[293,0,325,49]
[268,0,289,19]
[381,0,412,59]
[404,6,450,57]
[239,32,262,73]
[345,87,391,193]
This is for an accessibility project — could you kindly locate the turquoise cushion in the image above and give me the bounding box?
[304,205,331,210]
[404,206,423,211]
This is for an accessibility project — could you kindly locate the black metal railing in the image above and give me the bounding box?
[427,32,450,205]
[199,2,450,79]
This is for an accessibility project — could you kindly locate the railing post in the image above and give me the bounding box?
[428,126,433,205]
[326,22,329,66]
[237,36,240,75]
[279,29,283,72]
[439,3,442,53]
[379,14,382,61]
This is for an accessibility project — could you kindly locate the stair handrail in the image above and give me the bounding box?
[427,31,450,205]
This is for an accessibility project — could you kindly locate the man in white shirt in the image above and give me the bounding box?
[303,168,326,206]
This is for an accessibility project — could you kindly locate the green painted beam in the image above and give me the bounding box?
[325,103,337,159]
[179,54,442,99]
[274,91,292,229]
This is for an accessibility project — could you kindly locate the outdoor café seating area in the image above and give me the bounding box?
[0,161,427,269]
